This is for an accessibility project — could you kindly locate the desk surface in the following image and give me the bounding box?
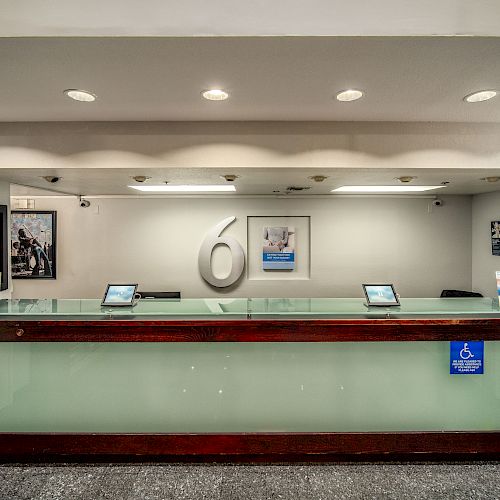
[0,298,498,459]
[0,297,499,342]
[0,297,499,320]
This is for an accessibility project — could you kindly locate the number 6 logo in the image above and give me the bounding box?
[198,216,245,288]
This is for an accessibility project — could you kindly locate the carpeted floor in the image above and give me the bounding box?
[0,462,499,500]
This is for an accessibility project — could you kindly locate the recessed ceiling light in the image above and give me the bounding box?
[331,185,446,193]
[396,176,417,184]
[308,175,329,182]
[464,90,497,103]
[336,89,364,102]
[202,89,229,101]
[63,89,97,102]
[132,176,151,183]
[129,185,236,193]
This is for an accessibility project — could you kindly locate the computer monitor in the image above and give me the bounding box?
[362,284,400,307]
[101,284,138,307]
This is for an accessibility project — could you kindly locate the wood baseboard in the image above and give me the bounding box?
[1,431,498,463]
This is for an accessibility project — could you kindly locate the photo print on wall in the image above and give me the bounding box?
[263,226,295,270]
[11,211,57,279]
[492,221,500,256]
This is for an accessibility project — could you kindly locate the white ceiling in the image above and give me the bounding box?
[0,36,499,122]
[1,0,500,37]
[6,167,500,196]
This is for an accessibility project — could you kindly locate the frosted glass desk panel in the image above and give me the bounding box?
[0,299,248,320]
[0,298,498,320]
[249,298,500,318]
[0,341,498,433]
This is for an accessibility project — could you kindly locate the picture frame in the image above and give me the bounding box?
[491,221,500,256]
[11,210,57,279]
[263,226,296,270]
[0,205,8,290]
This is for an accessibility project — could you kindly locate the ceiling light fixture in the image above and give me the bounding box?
[202,89,229,101]
[331,185,446,193]
[464,90,497,103]
[308,175,329,182]
[481,176,500,183]
[129,185,236,193]
[132,176,151,183]
[336,89,363,102]
[396,176,417,184]
[63,89,97,102]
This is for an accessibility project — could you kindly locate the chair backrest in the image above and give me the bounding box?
[440,289,483,298]
[138,291,181,299]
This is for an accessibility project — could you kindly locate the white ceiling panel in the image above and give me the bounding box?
[1,0,500,37]
[0,37,499,122]
[6,167,500,196]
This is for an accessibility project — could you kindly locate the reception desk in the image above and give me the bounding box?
[0,297,498,461]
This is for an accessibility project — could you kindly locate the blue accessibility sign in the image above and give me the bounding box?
[450,341,484,374]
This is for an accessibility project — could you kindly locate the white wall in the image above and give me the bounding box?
[472,191,500,297]
[12,195,472,299]
[1,121,488,299]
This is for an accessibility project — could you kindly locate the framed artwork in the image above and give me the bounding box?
[263,226,295,270]
[0,205,8,290]
[11,211,57,279]
[492,221,500,256]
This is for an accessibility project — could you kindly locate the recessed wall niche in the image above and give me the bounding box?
[247,216,310,281]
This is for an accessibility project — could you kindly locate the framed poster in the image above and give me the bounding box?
[263,226,295,270]
[0,205,8,290]
[11,211,57,279]
[492,221,500,256]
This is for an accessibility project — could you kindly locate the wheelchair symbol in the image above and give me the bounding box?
[459,343,474,360]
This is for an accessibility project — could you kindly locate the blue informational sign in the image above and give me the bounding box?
[263,251,295,270]
[450,341,484,375]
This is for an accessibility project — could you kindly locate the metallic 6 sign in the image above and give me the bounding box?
[198,216,245,288]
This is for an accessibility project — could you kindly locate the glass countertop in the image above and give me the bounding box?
[249,297,500,318]
[0,298,249,320]
[0,297,498,320]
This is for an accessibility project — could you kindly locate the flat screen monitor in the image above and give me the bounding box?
[101,284,138,307]
[362,284,400,307]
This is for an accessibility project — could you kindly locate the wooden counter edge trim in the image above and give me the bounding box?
[0,432,498,462]
[0,318,500,342]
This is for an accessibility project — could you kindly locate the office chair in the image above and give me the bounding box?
[440,290,483,298]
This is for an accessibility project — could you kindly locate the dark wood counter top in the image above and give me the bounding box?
[1,317,500,342]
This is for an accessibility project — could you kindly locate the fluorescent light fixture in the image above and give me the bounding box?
[331,185,446,193]
[336,89,363,102]
[63,89,97,102]
[202,89,229,101]
[464,90,497,103]
[129,185,236,193]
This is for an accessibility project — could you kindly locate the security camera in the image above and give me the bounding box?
[432,199,443,207]
[79,199,91,208]
[42,176,60,184]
